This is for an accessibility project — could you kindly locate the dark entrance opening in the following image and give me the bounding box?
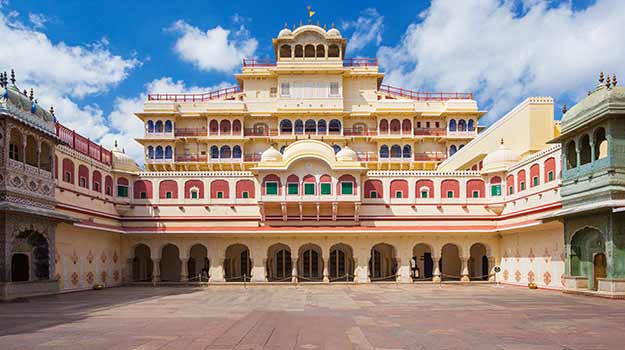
[11,253,29,282]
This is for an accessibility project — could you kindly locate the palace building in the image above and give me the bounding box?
[1,24,624,300]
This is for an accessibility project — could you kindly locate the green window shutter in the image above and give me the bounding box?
[508,186,513,195]
[548,172,554,182]
[288,183,299,195]
[191,191,198,199]
[421,191,428,198]
[217,191,223,199]
[242,191,249,198]
[395,191,402,198]
[320,183,331,195]
[447,191,453,198]
[473,191,479,198]
[491,185,501,196]
[370,191,378,198]
[533,177,539,186]
[521,182,525,190]
[341,182,353,195]
[117,186,128,197]
[266,182,278,195]
[304,183,315,195]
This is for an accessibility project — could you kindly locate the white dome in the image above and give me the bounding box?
[327,28,341,37]
[481,140,519,174]
[260,146,282,162]
[336,146,357,162]
[112,148,141,173]
[278,28,292,38]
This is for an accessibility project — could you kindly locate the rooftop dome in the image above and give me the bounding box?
[481,140,519,174]
[278,27,292,38]
[260,146,283,162]
[112,142,141,173]
[336,145,357,162]
[327,27,341,37]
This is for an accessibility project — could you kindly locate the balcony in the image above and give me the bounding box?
[147,86,241,102]
[414,128,446,136]
[56,123,112,166]
[344,128,377,137]
[343,58,378,67]
[244,128,279,137]
[242,58,276,67]
[173,153,263,163]
[175,154,208,163]
[174,128,208,137]
[379,84,473,101]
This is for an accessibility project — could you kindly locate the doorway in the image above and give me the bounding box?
[593,253,607,291]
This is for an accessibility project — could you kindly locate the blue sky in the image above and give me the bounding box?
[1,0,620,163]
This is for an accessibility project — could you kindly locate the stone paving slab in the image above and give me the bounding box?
[1,284,625,349]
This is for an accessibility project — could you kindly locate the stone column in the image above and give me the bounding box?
[488,257,496,282]
[152,259,161,283]
[124,258,134,283]
[353,251,370,283]
[460,256,470,283]
[397,247,413,283]
[180,258,189,282]
[291,257,298,283]
[323,257,330,283]
[209,258,225,282]
[432,257,441,283]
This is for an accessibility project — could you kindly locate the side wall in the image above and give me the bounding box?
[499,224,565,290]
[54,224,123,291]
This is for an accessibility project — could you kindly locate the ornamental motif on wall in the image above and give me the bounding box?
[515,249,520,262]
[71,272,79,286]
[71,251,78,264]
[515,270,521,282]
[528,248,535,263]
[113,251,118,264]
[100,271,107,283]
[100,251,107,264]
[561,273,565,286]
[543,271,551,285]
[86,271,94,285]
[87,250,94,264]
[527,270,535,283]
[503,269,509,281]
[544,248,550,263]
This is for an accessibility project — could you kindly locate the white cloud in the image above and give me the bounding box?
[168,20,257,72]
[100,77,232,164]
[28,13,48,29]
[343,8,384,53]
[0,11,139,140]
[378,0,625,123]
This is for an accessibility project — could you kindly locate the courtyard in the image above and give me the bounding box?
[1,284,624,350]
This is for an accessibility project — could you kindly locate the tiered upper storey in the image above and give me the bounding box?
[137,24,483,172]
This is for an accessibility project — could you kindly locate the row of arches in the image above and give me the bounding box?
[8,128,54,172]
[565,127,608,170]
[261,174,357,196]
[363,178,500,199]
[448,119,476,132]
[379,144,412,158]
[133,179,255,200]
[59,157,114,195]
[279,119,341,134]
[506,157,557,195]
[131,242,491,282]
[146,145,173,160]
[146,120,173,133]
[279,44,341,59]
[448,144,465,157]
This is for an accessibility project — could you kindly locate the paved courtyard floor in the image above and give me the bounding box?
[1,284,625,350]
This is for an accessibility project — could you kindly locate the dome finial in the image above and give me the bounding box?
[284,22,288,28]
[599,71,605,84]
[49,105,55,116]
[606,74,612,88]
[331,22,335,29]
[613,73,618,87]
[29,88,34,101]
[500,138,504,145]
[114,140,118,148]
[10,69,16,85]
[562,102,567,114]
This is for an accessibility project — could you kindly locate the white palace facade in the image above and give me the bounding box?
[9,23,619,300]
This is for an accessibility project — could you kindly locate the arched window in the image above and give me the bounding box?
[155,146,163,159]
[294,45,303,57]
[441,179,460,198]
[159,180,178,199]
[380,145,389,158]
[449,119,457,132]
[253,123,268,135]
[92,170,102,193]
[594,127,608,160]
[403,145,412,158]
[133,180,152,199]
[316,44,325,57]
[402,119,412,133]
[232,145,242,158]
[185,180,204,199]
[566,140,577,169]
[164,120,173,133]
[328,44,340,57]
[390,145,401,158]
[390,119,400,134]
[329,119,341,133]
[317,119,327,133]
[220,145,231,159]
[232,120,242,134]
[155,121,163,133]
[147,146,154,159]
[210,145,219,159]
[304,44,315,57]
[449,145,458,156]
[416,180,434,198]
[294,119,304,133]
[390,180,408,199]
[379,119,388,133]
[364,180,383,198]
[305,119,316,133]
[220,120,231,134]
[458,119,467,132]
[25,135,37,167]
[280,119,292,133]
[466,179,485,198]
[147,120,155,133]
[332,144,341,154]
[78,165,89,189]
[467,119,475,131]
[580,134,591,165]
[209,120,219,134]
[165,146,173,159]
[279,45,291,58]
[117,177,129,197]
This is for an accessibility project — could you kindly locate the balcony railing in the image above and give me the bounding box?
[344,128,377,136]
[414,128,447,136]
[379,84,472,101]
[242,58,277,67]
[343,58,378,67]
[174,128,208,137]
[244,128,279,137]
[413,152,447,161]
[56,123,112,166]
[147,86,241,102]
